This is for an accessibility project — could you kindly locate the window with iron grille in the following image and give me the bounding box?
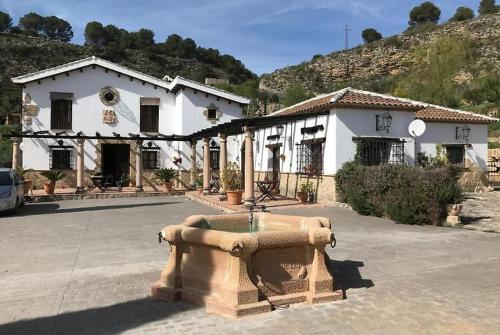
[354,138,405,166]
[296,139,325,175]
[140,105,159,133]
[51,99,72,130]
[210,146,220,170]
[49,147,74,170]
[142,148,160,169]
[444,145,465,167]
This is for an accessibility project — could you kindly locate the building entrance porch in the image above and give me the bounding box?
[101,143,131,185]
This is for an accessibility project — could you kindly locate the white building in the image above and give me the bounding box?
[11,56,249,189]
[10,57,498,201]
[242,88,497,200]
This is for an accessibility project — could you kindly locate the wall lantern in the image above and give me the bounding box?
[276,125,284,137]
[456,125,471,141]
[376,112,392,132]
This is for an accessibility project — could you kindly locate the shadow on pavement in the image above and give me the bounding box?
[460,216,492,225]
[0,297,196,335]
[15,201,182,216]
[328,259,374,297]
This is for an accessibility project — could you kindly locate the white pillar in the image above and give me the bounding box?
[243,127,255,207]
[76,138,85,193]
[202,137,211,195]
[219,133,227,198]
[135,140,143,192]
[190,140,197,188]
[11,137,21,170]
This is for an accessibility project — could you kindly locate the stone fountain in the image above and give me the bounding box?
[151,212,342,318]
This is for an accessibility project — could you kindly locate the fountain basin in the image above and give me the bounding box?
[151,212,343,318]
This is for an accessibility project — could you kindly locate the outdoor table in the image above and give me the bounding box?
[89,175,106,192]
[210,176,220,193]
[256,180,279,202]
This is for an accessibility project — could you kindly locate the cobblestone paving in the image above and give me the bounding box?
[461,192,500,233]
[0,197,499,334]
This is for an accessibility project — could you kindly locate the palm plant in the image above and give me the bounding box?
[154,168,178,184]
[40,170,65,184]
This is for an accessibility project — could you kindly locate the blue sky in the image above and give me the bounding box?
[0,0,480,75]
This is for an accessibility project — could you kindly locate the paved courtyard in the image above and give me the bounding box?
[0,196,499,334]
[461,191,500,233]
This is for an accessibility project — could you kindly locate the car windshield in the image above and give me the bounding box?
[0,171,12,186]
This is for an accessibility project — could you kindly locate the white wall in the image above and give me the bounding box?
[417,122,489,171]
[333,108,416,172]
[251,114,332,174]
[173,88,244,172]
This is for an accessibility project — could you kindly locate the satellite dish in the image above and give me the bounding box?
[408,119,426,137]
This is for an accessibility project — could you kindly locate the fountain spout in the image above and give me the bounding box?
[247,204,268,232]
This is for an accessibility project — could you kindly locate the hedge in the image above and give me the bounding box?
[335,162,463,225]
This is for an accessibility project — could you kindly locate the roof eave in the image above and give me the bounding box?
[417,117,498,124]
[171,76,251,104]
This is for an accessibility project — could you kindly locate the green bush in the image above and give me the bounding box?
[335,163,464,225]
[489,141,500,149]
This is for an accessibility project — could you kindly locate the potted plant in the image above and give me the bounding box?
[297,181,313,203]
[195,176,203,194]
[221,162,243,205]
[40,170,65,195]
[154,168,178,193]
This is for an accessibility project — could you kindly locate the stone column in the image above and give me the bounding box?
[76,138,85,193]
[243,127,255,207]
[11,137,21,170]
[218,133,228,199]
[190,140,197,188]
[202,137,211,195]
[135,140,144,192]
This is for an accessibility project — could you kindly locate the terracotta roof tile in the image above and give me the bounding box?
[270,88,498,124]
[416,107,495,124]
[335,90,422,109]
[271,88,422,116]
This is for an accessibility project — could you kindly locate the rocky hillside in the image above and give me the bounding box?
[0,32,256,119]
[260,13,500,94]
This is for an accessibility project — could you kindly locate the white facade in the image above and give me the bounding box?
[250,108,492,177]
[14,57,249,177]
[417,123,489,170]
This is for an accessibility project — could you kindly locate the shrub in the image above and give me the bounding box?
[335,163,464,225]
[361,28,382,43]
[449,7,475,21]
[479,0,499,15]
[489,141,500,149]
[383,36,406,48]
[408,2,441,26]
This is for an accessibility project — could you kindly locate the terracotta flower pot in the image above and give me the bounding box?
[226,190,243,205]
[163,181,173,193]
[297,191,308,203]
[44,182,55,195]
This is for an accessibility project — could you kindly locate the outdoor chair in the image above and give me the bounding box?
[103,175,114,191]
